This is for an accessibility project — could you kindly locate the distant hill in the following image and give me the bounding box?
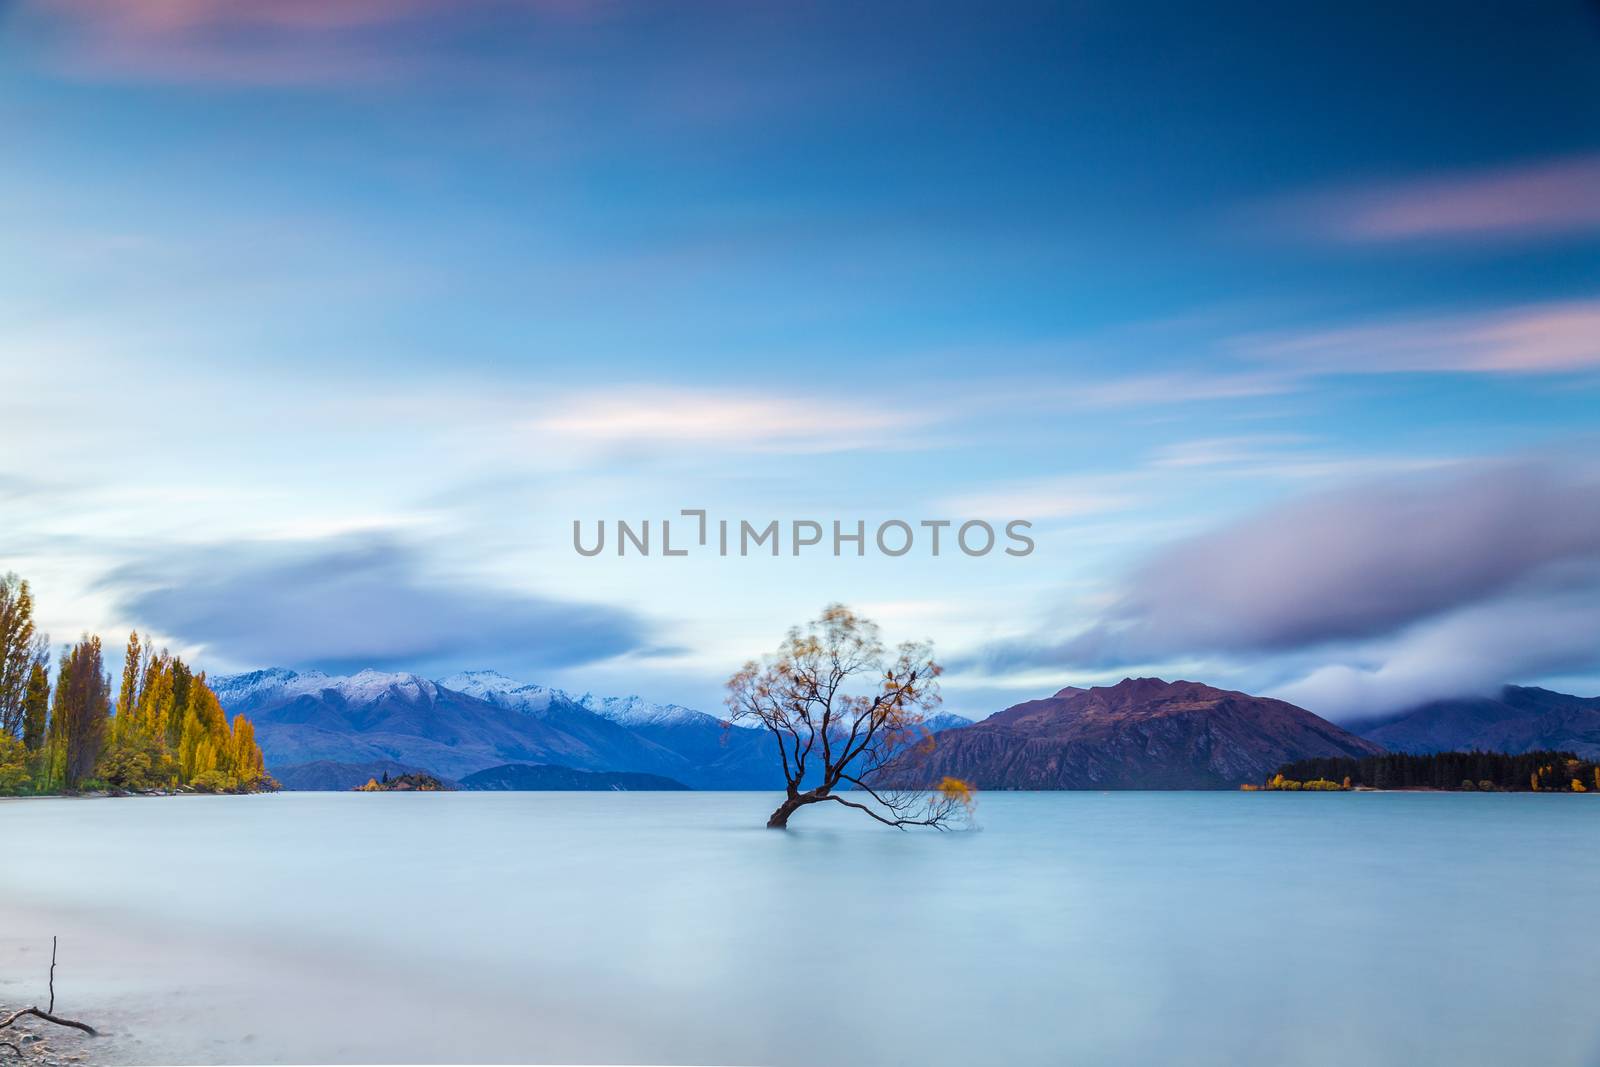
[1354,685,1600,758]
[458,763,689,791]
[889,677,1383,790]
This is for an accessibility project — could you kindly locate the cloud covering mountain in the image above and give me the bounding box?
[970,458,1600,718]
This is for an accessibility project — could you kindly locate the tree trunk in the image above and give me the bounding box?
[766,794,808,828]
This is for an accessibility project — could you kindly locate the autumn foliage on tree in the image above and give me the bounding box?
[726,603,975,829]
[100,631,271,793]
[0,572,273,796]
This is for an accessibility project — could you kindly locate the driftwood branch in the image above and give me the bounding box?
[0,1008,97,1038]
[0,937,99,1038]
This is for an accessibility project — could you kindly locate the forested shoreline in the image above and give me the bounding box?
[0,573,274,796]
[1267,750,1600,792]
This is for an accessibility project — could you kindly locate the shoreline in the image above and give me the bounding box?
[0,1007,102,1067]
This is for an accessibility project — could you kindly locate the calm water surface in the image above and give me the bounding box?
[2,791,1597,1066]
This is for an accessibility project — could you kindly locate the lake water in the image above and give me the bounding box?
[2,791,1598,1066]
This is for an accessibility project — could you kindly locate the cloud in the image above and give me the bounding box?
[1148,435,1314,469]
[1272,581,1600,719]
[98,533,653,674]
[1060,370,1297,408]
[526,386,939,454]
[970,458,1600,711]
[1283,153,1600,243]
[1240,299,1600,375]
[18,0,607,86]
[940,476,1137,521]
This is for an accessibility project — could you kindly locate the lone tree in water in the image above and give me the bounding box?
[726,604,974,829]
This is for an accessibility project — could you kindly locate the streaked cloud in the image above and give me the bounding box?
[526,386,940,454]
[1240,298,1600,375]
[1148,435,1314,469]
[1282,153,1600,243]
[98,533,654,674]
[940,476,1137,521]
[1060,370,1297,408]
[18,0,607,86]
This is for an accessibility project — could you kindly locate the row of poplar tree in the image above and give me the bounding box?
[0,572,273,795]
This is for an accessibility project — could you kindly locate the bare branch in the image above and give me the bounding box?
[1,937,99,1039]
[0,1008,98,1039]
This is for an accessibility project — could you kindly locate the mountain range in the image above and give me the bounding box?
[212,667,1599,791]
[212,666,980,790]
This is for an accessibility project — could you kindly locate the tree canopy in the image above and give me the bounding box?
[726,603,973,829]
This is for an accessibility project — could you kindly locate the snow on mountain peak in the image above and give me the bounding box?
[216,665,730,729]
[211,667,440,709]
[210,667,327,708]
[440,671,726,728]
[440,670,561,714]
[575,692,721,729]
[337,669,437,701]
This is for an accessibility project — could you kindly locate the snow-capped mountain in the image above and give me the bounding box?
[211,666,695,783]
[441,669,733,730]
[207,666,324,710]
[923,712,975,733]
[570,692,725,730]
[438,669,564,715]
[210,667,442,715]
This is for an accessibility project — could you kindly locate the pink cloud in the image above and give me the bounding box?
[1241,299,1600,375]
[1289,154,1600,243]
[21,0,611,86]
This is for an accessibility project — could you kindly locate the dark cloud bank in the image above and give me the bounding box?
[100,534,652,675]
[973,459,1600,718]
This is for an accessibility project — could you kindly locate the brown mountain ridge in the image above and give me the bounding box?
[895,677,1383,790]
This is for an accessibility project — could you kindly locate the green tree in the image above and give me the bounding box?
[50,635,111,789]
[0,733,29,794]
[21,660,49,751]
[114,631,142,742]
[0,573,46,739]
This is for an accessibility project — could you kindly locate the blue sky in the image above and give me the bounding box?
[2,0,1598,719]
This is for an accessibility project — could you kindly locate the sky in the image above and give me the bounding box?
[2,0,1598,721]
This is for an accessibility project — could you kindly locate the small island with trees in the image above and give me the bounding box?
[0,573,274,797]
[356,771,448,791]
